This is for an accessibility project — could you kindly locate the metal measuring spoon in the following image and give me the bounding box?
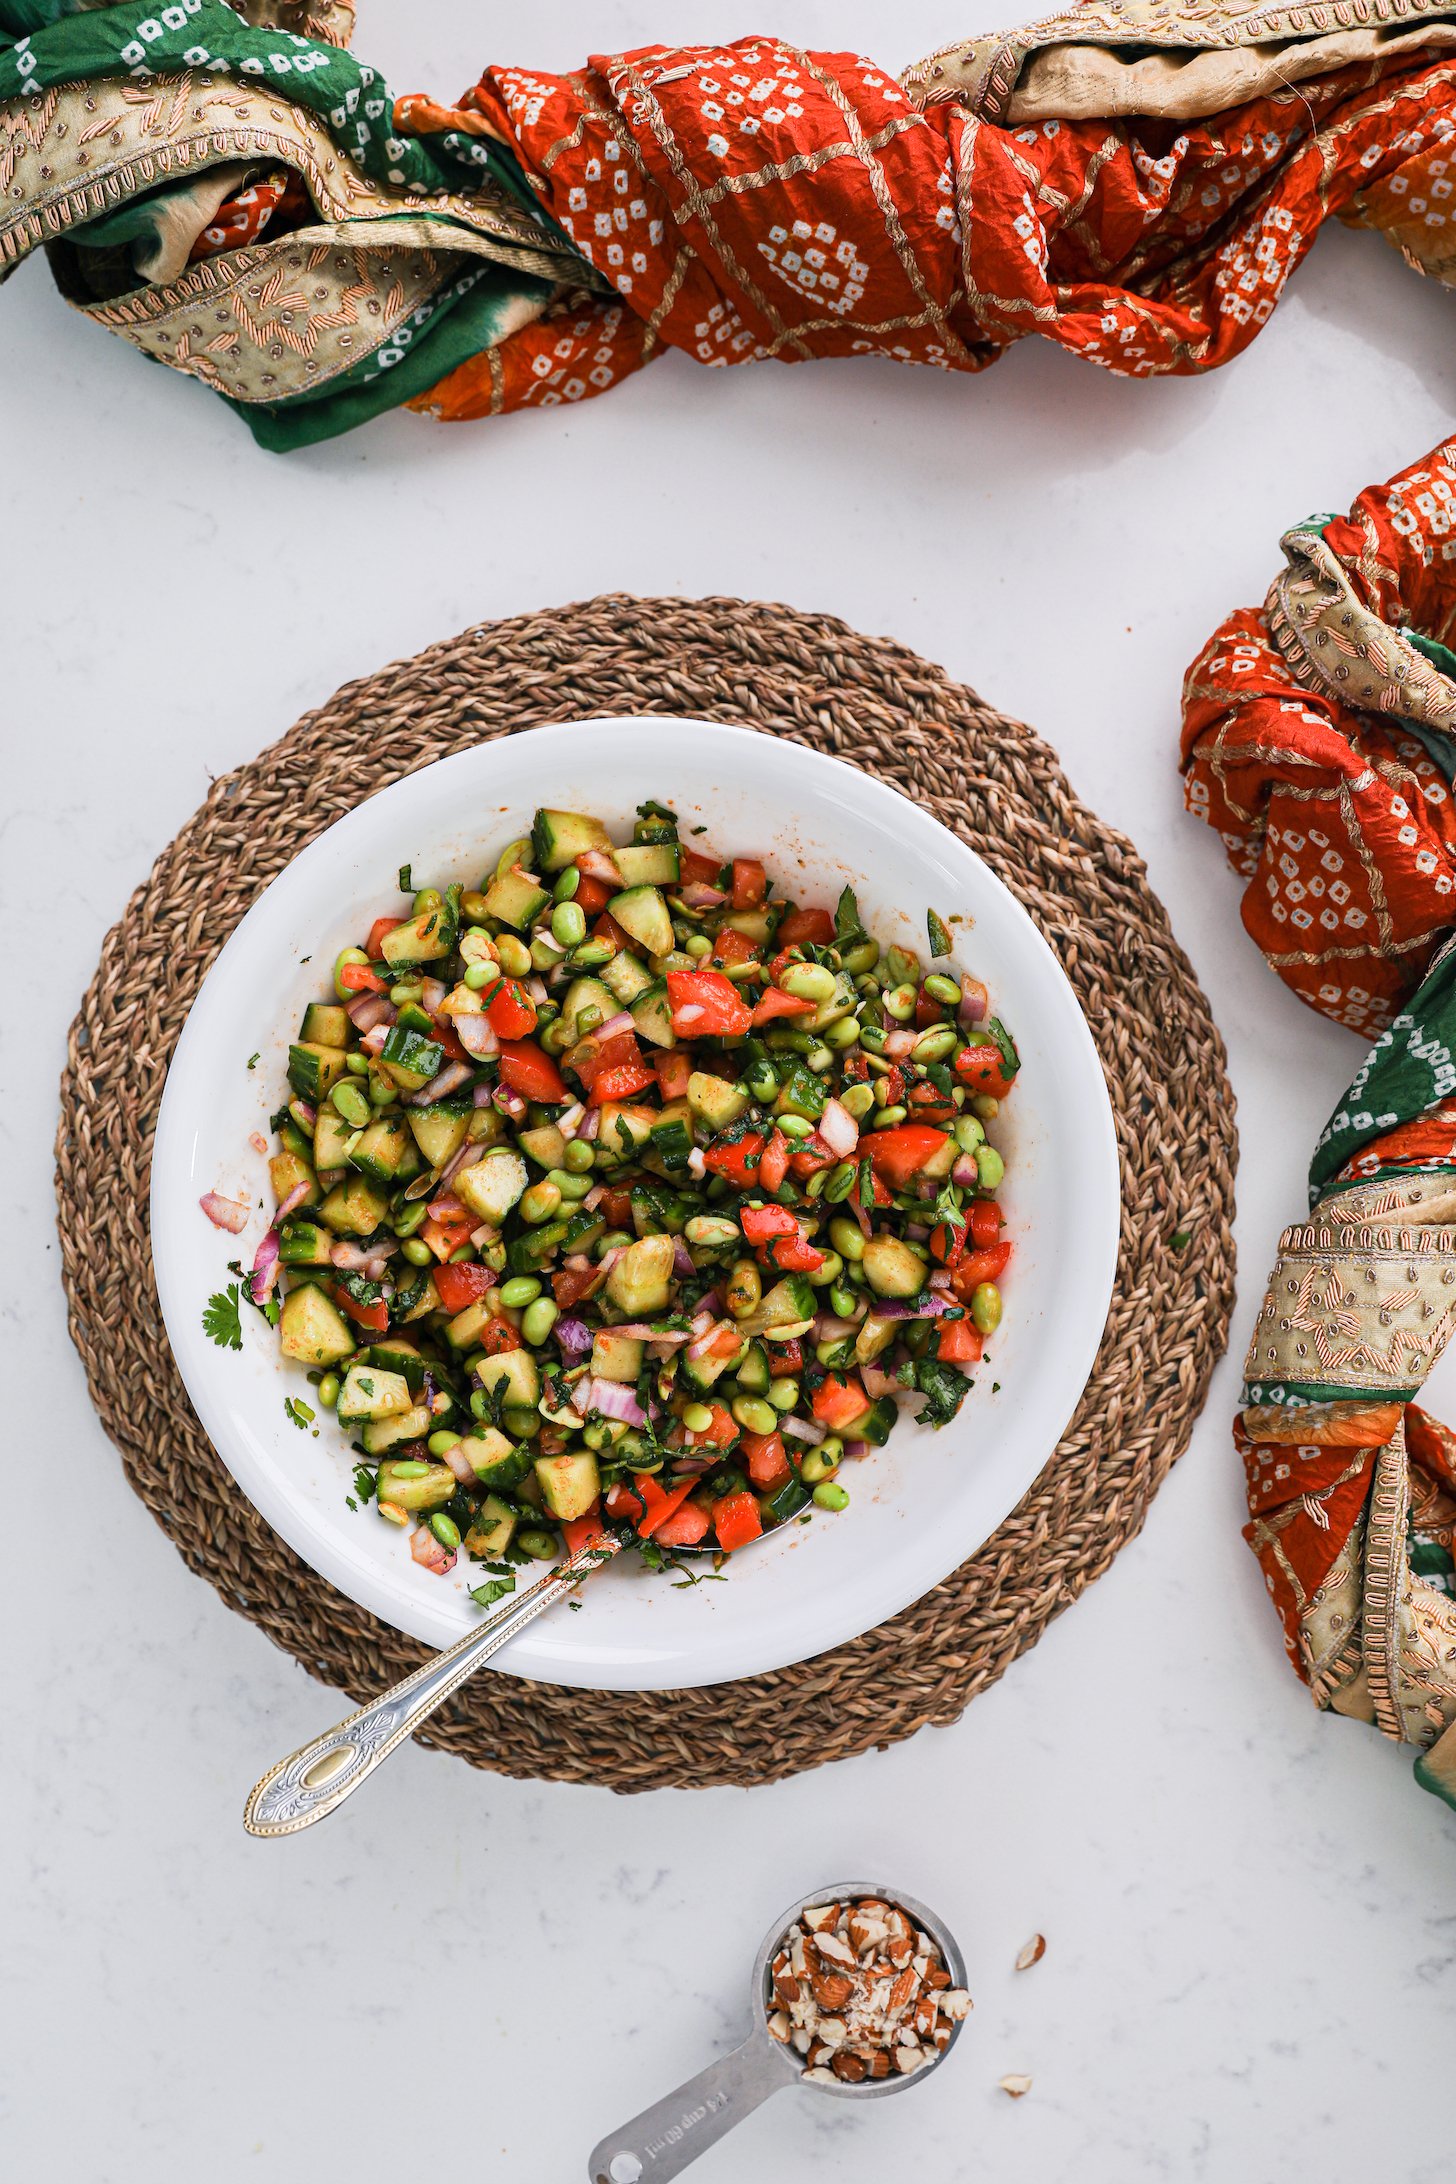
[586,1883,968,2183]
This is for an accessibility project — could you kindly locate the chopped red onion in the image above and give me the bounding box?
[409,1060,473,1106]
[582,1183,606,1211]
[332,1237,398,1271]
[814,1313,859,1341]
[687,1318,730,1362]
[576,848,624,885]
[578,1107,601,1141]
[842,1439,871,1460]
[200,1191,250,1234]
[361,1022,390,1057]
[442,1442,479,1486]
[469,1223,495,1249]
[526,975,549,1004]
[597,1010,636,1042]
[672,1236,696,1280]
[455,1013,499,1058]
[555,1316,593,1356]
[676,1003,706,1028]
[438,1140,485,1188]
[276,1179,312,1223]
[928,1269,953,1292]
[686,1146,706,1180]
[587,1377,647,1426]
[294,1100,317,1127]
[346,992,394,1033]
[410,1527,456,1575]
[905,1221,929,1241]
[419,976,447,1012]
[492,1081,527,1120]
[867,1294,949,1321]
[958,977,989,1026]
[861,1364,899,1399]
[557,1101,585,1140]
[680,881,728,909]
[248,1227,281,1303]
[884,1027,918,1059]
[818,1098,859,1158]
[249,1130,268,1156]
[781,1414,826,1445]
[472,1082,496,1108]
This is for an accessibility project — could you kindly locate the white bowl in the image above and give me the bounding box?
[151,718,1118,1690]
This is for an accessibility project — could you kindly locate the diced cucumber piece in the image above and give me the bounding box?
[601,951,654,1005]
[445,1299,495,1352]
[406,1106,470,1170]
[739,1274,818,1337]
[854,1314,898,1365]
[365,1340,425,1390]
[776,1061,826,1120]
[532,808,615,872]
[317,1175,391,1236]
[380,1025,443,1092]
[269,1149,319,1209]
[337,1364,413,1423]
[459,1427,532,1492]
[760,1475,811,1523]
[629,980,676,1049]
[375,1457,455,1509]
[279,1221,333,1266]
[535,1450,600,1522]
[858,1395,899,1446]
[464,1493,518,1559]
[680,1338,744,1392]
[606,1233,675,1316]
[592,1329,644,1384]
[688,1071,749,1132]
[806,972,859,1034]
[400,1272,441,1321]
[312,1109,360,1174]
[735,1340,771,1395]
[560,975,617,1043]
[348,1117,417,1183]
[299,1002,351,1049]
[615,840,680,887]
[862,1235,926,1298]
[380,909,451,966]
[279,1285,354,1365]
[287,1042,347,1101]
[722,909,773,946]
[361,1402,433,1456]
[473,1347,540,1411]
[518,1122,568,1171]
[597,1103,657,1154]
[455,1148,529,1226]
[482,864,550,930]
[608,884,673,957]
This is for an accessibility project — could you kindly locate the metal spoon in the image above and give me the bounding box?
[586,1882,968,2182]
[243,1531,624,1836]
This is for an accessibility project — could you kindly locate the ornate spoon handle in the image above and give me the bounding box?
[243,1532,624,1837]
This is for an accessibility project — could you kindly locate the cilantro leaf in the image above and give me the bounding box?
[470,1571,518,1610]
[926,908,953,959]
[834,884,867,950]
[284,1396,315,1430]
[352,1464,377,1503]
[203,1285,243,1351]
[904,1357,972,1428]
[984,1016,1021,1082]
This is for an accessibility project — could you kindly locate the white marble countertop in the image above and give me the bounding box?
[5,4,1456,2177]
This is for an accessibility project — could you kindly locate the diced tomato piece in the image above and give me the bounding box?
[731,858,767,911]
[476,1315,522,1356]
[969,1201,1003,1247]
[740,1204,798,1243]
[929,1218,967,1268]
[570,863,613,916]
[498,1039,569,1103]
[932,1316,983,1366]
[712,1489,763,1553]
[752,987,816,1027]
[864,1124,953,1190]
[653,1049,694,1101]
[486,977,537,1039]
[955,1043,1016,1099]
[950,1241,1013,1300]
[775,904,835,949]
[775,1337,805,1372]
[605,1481,645,1524]
[636,1474,706,1542]
[688,1402,740,1449]
[812,1372,872,1430]
[337,960,388,996]
[914,986,949,1029]
[433,1260,494,1315]
[552,1263,604,1308]
[593,911,633,951]
[653,1500,712,1548]
[666,968,752,1039]
[598,1184,636,1229]
[561,1509,605,1555]
[712,925,757,967]
[764,1231,825,1274]
[681,848,725,887]
[701,1322,744,1363]
[331,1282,389,1333]
[703,1131,765,1188]
[741,1429,792,1491]
[842,1053,871,1085]
[906,1080,956,1126]
[365,916,402,959]
[422,1211,476,1262]
[757,1129,791,1193]
[588,1059,657,1104]
[879,1064,906,1106]
[428,1015,470,1065]
[788,1135,836,1178]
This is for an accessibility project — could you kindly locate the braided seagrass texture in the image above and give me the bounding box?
[56,596,1236,1789]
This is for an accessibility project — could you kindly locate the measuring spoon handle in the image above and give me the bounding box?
[587,2035,796,2183]
[243,1533,623,1837]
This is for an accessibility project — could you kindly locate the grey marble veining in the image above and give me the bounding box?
[4,3,1456,2177]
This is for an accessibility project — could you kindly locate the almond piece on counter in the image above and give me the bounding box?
[999,2074,1033,2098]
[1015,1934,1047,1972]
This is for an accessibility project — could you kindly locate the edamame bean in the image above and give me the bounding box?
[971,1281,1002,1334]
[553,866,581,902]
[732,1395,779,1435]
[595,1229,634,1257]
[541,1167,589,1202]
[495,934,532,978]
[768,1378,799,1412]
[840,1083,875,1123]
[975,1145,1006,1190]
[391,1460,431,1479]
[824,1163,858,1204]
[912,1025,959,1064]
[521,1297,559,1346]
[726,1260,761,1318]
[400,1236,433,1267]
[503,1404,540,1439]
[551,901,587,948]
[971,1093,1000,1122]
[778,1113,815,1140]
[540,1018,570,1054]
[807,1251,843,1288]
[859,1020,888,1054]
[427,1429,461,1457]
[530,935,564,972]
[747,1065,779,1102]
[780,962,837,1004]
[682,1402,715,1434]
[828,1216,865,1261]
[813,1482,850,1512]
[823,1015,861,1051]
[883,984,918,1022]
[330,1080,371,1129]
[518,1527,558,1560]
[369,1073,398,1106]
[520,1180,562,1225]
[685,1214,741,1248]
[430,1512,463,1556]
[499,1275,542,1308]
[923,972,962,1006]
[805,1170,829,1200]
[413,887,443,917]
[569,937,615,969]
[685,933,712,959]
[806,1045,833,1073]
[464,961,494,992]
[563,1138,595,1175]
[333,947,370,1001]
[344,1051,370,1078]
[829,1284,858,1319]
[799,1447,839,1485]
[316,1372,340,1410]
[841,939,880,975]
[461,889,492,925]
[872,1105,908,1129]
[953,1114,986,1152]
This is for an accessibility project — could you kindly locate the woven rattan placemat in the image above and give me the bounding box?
[57,596,1236,1790]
